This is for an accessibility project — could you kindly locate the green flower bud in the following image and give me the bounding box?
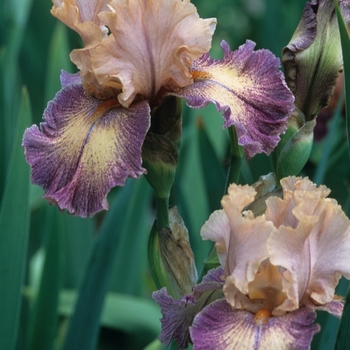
[148,207,197,299]
[142,96,182,199]
[283,0,350,121]
[272,108,316,180]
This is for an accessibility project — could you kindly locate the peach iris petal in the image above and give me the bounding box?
[221,184,276,296]
[267,177,350,313]
[51,0,113,96]
[202,184,277,309]
[92,0,216,107]
[200,210,230,266]
[51,0,107,45]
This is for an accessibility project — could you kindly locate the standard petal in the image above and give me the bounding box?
[220,184,276,296]
[51,0,107,46]
[191,300,319,350]
[200,209,230,266]
[51,0,114,97]
[23,84,150,217]
[92,0,216,107]
[267,177,350,312]
[173,40,294,158]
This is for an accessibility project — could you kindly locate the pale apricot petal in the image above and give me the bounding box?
[51,0,107,46]
[200,209,230,266]
[92,0,216,107]
[51,0,112,96]
[219,184,276,296]
[267,177,350,313]
[265,176,330,229]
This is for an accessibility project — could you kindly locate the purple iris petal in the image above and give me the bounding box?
[191,300,320,350]
[173,40,294,158]
[152,267,224,349]
[23,83,150,217]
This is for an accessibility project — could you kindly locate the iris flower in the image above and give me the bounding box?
[22,0,294,217]
[154,177,350,349]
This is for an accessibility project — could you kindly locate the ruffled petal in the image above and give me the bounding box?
[304,296,344,318]
[51,0,107,46]
[153,282,223,350]
[266,177,350,312]
[51,0,114,97]
[23,83,150,217]
[220,184,276,296]
[173,40,294,158]
[200,209,230,266]
[190,300,319,350]
[92,0,216,107]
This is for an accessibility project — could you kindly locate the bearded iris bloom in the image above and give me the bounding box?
[154,177,350,349]
[22,0,294,217]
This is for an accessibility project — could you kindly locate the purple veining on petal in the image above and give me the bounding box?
[23,83,150,217]
[200,266,225,284]
[306,298,344,318]
[173,40,294,158]
[153,288,197,350]
[191,300,320,350]
[153,282,223,350]
[193,266,224,300]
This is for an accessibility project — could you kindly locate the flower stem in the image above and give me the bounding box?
[155,196,170,230]
[225,126,244,190]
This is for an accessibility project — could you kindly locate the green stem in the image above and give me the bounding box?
[225,126,244,190]
[155,196,169,230]
[199,127,244,281]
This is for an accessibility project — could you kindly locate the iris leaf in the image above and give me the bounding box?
[27,208,64,350]
[62,178,151,350]
[0,88,31,350]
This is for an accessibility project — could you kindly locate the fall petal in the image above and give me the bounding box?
[23,83,150,217]
[153,282,223,350]
[174,40,294,158]
[92,0,216,107]
[190,300,319,350]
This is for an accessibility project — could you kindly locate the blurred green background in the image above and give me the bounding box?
[1,0,349,349]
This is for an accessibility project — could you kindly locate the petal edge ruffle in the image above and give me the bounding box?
[173,40,294,158]
[23,83,150,217]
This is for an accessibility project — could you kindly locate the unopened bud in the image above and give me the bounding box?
[272,108,315,180]
[142,96,182,199]
[283,0,350,120]
[148,207,197,299]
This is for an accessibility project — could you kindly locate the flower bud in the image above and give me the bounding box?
[142,96,182,199]
[148,207,198,299]
[282,0,350,121]
[272,108,315,180]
